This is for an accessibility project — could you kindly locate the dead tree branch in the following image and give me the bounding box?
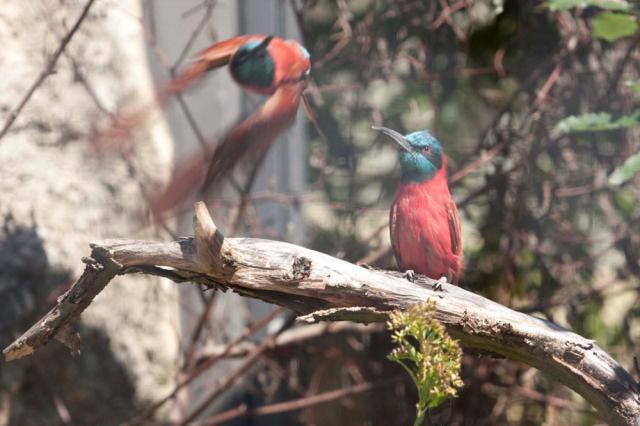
[3,202,640,425]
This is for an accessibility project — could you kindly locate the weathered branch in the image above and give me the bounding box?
[3,202,640,425]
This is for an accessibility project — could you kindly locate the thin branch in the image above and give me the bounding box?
[0,0,97,141]
[197,377,399,426]
[231,151,266,235]
[172,0,217,70]
[125,307,284,425]
[197,322,383,359]
[178,329,282,425]
[449,141,507,183]
[175,93,212,156]
[182,292,217,370]
[483,383,590,412]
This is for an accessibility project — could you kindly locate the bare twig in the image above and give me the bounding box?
[125,307,284,425]
[434,0,467,42]
[431,0,467,30]
[197,377,400,426]
[231,151,267,235]
[65,53,113,116]
[182,292,217,370]
[534,62,562,109]
[449,141,507,184]
[175,94,212,156]
[178,329,282,425]
[198,322,383,359]
[172,0,217,70]
[0,0,97,141]
[313,0,353,68]
[483,383,589,412]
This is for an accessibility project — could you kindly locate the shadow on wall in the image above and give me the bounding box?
[0,214,141,426]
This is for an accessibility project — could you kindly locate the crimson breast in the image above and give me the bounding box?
[389,166,462,283]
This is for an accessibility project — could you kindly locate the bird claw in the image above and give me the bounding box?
[432,276,447,292]
[403,270,416,282]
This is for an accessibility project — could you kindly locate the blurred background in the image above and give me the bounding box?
[0,0,639,424]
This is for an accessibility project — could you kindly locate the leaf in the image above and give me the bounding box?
[609,152,640,185]
[386,301,462,425]
[614,189,635,215]
[624,77,640,98]
[545,0,632,11]
[591,12,638,42]
[553,110,640,135]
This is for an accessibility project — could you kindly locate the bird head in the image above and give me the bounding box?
[373,126,443,182]
[230,36,276,89]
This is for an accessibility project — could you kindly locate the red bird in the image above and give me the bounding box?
[96,35,311,214]
[374,126,462,286]
[150,34,312,214]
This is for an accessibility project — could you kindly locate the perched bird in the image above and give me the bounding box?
[373,126,462,286]
[150,34,312,214]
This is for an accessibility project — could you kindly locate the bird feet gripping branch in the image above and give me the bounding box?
[403,269,416,282]
[432,276,447,292]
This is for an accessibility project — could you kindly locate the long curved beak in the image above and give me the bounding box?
[372,126,412,152]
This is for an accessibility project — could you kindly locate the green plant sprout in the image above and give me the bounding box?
[387,300,463,426]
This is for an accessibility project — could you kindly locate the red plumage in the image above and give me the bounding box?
[389,157,462,284]
[151,80,305,214]
[232,37,310,95]
[148,35,311,215]
[165,35,261,96]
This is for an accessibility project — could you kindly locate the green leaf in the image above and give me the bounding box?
[545,0,632,11]
[614,189,635,215]
[553,110,640,135]
[609,152,640,185]
[624,77,640,98]
[592,12,638,42]
[387,301,462,425]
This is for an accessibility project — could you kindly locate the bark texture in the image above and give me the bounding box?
[5,203,640,425]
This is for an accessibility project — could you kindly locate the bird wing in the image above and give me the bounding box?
[95,35,263,145]
[447,198,462,257]
[200,80,305,192]
[148,154,207,215]
[165,35,261,96]
[389,200,403,267]
[150,81,305,215]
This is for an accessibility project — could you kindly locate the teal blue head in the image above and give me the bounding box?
[373,126,443,183]
[230,36,275,89]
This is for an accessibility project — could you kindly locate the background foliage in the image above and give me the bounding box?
[291,0,640,423]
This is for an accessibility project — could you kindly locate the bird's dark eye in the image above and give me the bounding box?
[422,146,431,153]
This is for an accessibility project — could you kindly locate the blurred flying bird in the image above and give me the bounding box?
[150,34,312,214]
[98,34,312,214]
[373,126,462,286]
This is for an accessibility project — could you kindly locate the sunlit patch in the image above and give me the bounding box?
[241,40,263,51]
[297,44,311,60]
